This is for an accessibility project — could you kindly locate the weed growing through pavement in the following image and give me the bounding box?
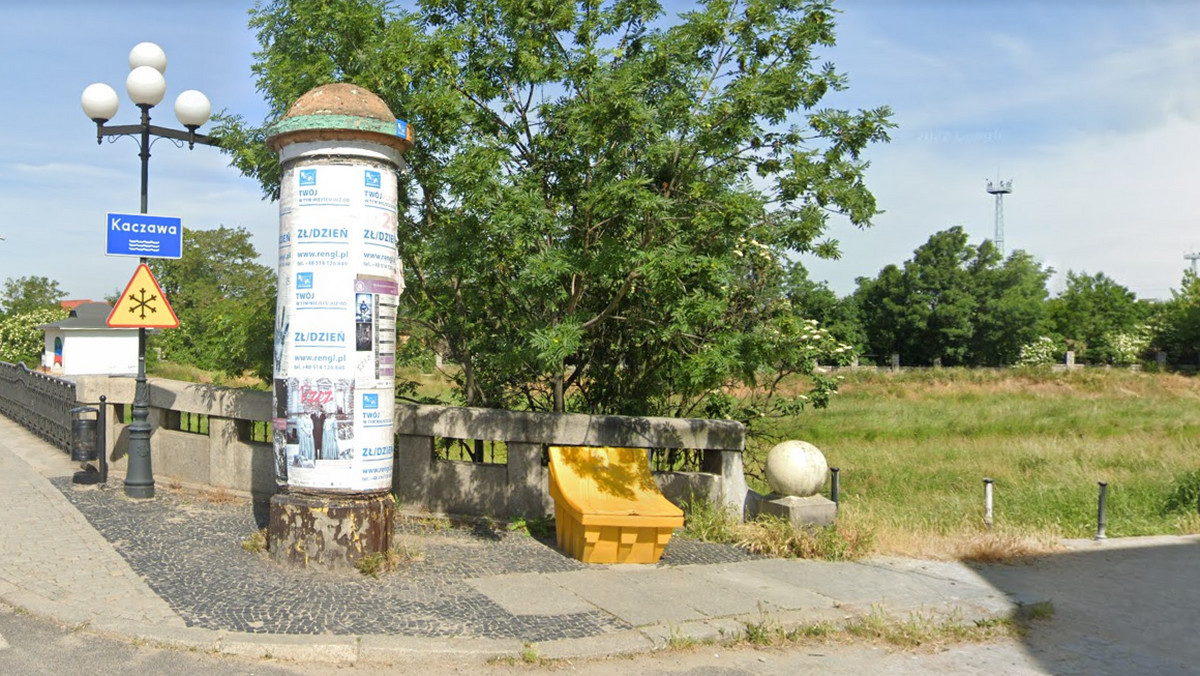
[955,531,1057,563]
[199,486,238,505]
[507,515,555,538]
[666,624,715,650]
[355,539,427,578]
[735,605,1038,651]
[356,552,387,578]
[1020,600,1055,623]
[240,528,267,554]
[487,645,565,668]
[401,513,453,535]
[840,608,1015,648]
[743,616,785,646]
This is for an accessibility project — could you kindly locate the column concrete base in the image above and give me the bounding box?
[268,492,394,570]
[747,492,837,528]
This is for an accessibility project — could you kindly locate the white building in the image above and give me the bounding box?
[40,302,138,376]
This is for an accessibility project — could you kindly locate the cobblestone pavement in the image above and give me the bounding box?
[0,429,183,630]
[53,478,760,640]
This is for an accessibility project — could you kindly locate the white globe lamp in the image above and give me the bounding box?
[81,83,120,123]
[128,42,167,73]
[126,66,167,107]
[174,90,211,129]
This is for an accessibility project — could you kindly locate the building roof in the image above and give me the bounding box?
[39,302,128,331]
[59,299,95,311]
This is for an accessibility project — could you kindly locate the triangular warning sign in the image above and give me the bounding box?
[107,263,179,329]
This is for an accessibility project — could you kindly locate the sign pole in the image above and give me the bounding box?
[84,41,213,500]
[124,106,155,498]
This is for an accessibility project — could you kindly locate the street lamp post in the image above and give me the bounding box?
[81,42,215,499]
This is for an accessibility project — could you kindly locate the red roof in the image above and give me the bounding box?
[59,299,95,311]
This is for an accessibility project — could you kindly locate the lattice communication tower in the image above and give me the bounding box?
[986,179,1013,256]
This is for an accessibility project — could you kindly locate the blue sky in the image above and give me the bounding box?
[2,1,1198,303]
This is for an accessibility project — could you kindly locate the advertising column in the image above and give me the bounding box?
[265,83,413,569]
[273,161,402,492]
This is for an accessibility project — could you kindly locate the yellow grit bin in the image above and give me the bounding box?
[548,446,685,564]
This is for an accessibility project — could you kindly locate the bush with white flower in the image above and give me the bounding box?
[1015,336,1060,366]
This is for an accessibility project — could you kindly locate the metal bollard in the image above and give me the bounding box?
[983,478,994,531]
[1096,481,1108,540]
[98,395,108,486]
[830,467,840,508]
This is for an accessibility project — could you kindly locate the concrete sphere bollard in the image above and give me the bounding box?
[765,440,828,497]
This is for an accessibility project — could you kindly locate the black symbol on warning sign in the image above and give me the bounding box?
[126,287,159,320]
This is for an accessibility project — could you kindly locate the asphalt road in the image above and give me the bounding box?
[0,604,297,676]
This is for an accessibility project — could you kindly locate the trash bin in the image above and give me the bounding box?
[70,406,99,462]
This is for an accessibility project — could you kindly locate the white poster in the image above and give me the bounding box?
[272,161,401,492]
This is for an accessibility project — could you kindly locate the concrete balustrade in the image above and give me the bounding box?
[71,376,749,519]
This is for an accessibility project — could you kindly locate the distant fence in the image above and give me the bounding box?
[0,362,77,451]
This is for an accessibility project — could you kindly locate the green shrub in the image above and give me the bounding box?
[1162,470,1200,515]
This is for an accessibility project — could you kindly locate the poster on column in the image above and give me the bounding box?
[271,161,401,492]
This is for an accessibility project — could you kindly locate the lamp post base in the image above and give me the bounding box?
[124,481,155,500]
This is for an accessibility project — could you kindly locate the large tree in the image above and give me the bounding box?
[2,275,65,317]
[854,227,1050,366]
[969,245,1052,365]
[148,226,276,381]
[1048,271,1144,364]
[1153,269,1200,366]
[221,0,892,416]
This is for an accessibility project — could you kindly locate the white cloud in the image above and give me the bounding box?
[3,162,124,181]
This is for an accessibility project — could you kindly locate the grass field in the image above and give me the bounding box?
[757,368,1200,558]
[149,359,1200,558]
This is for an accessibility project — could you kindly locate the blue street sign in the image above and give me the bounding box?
[106,212,183,259]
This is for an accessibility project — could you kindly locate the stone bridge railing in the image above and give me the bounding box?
[64,376,747,519]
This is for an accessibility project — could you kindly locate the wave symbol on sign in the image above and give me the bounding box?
[127,240,162,252]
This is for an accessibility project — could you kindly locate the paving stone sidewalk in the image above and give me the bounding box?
[0,414,1033,665]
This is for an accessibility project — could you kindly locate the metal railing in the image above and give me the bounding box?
[0,362,77,451]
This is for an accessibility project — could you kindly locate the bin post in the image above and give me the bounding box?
[98,395,108,486]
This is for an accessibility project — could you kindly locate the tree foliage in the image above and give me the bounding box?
[0,307,65,366]
[148,227,276,381]
[2,276,65,317]
[853,227,1050,366]
[1047,271,1144,364]
[1146,269,1200,366]
[220,0,892,416]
